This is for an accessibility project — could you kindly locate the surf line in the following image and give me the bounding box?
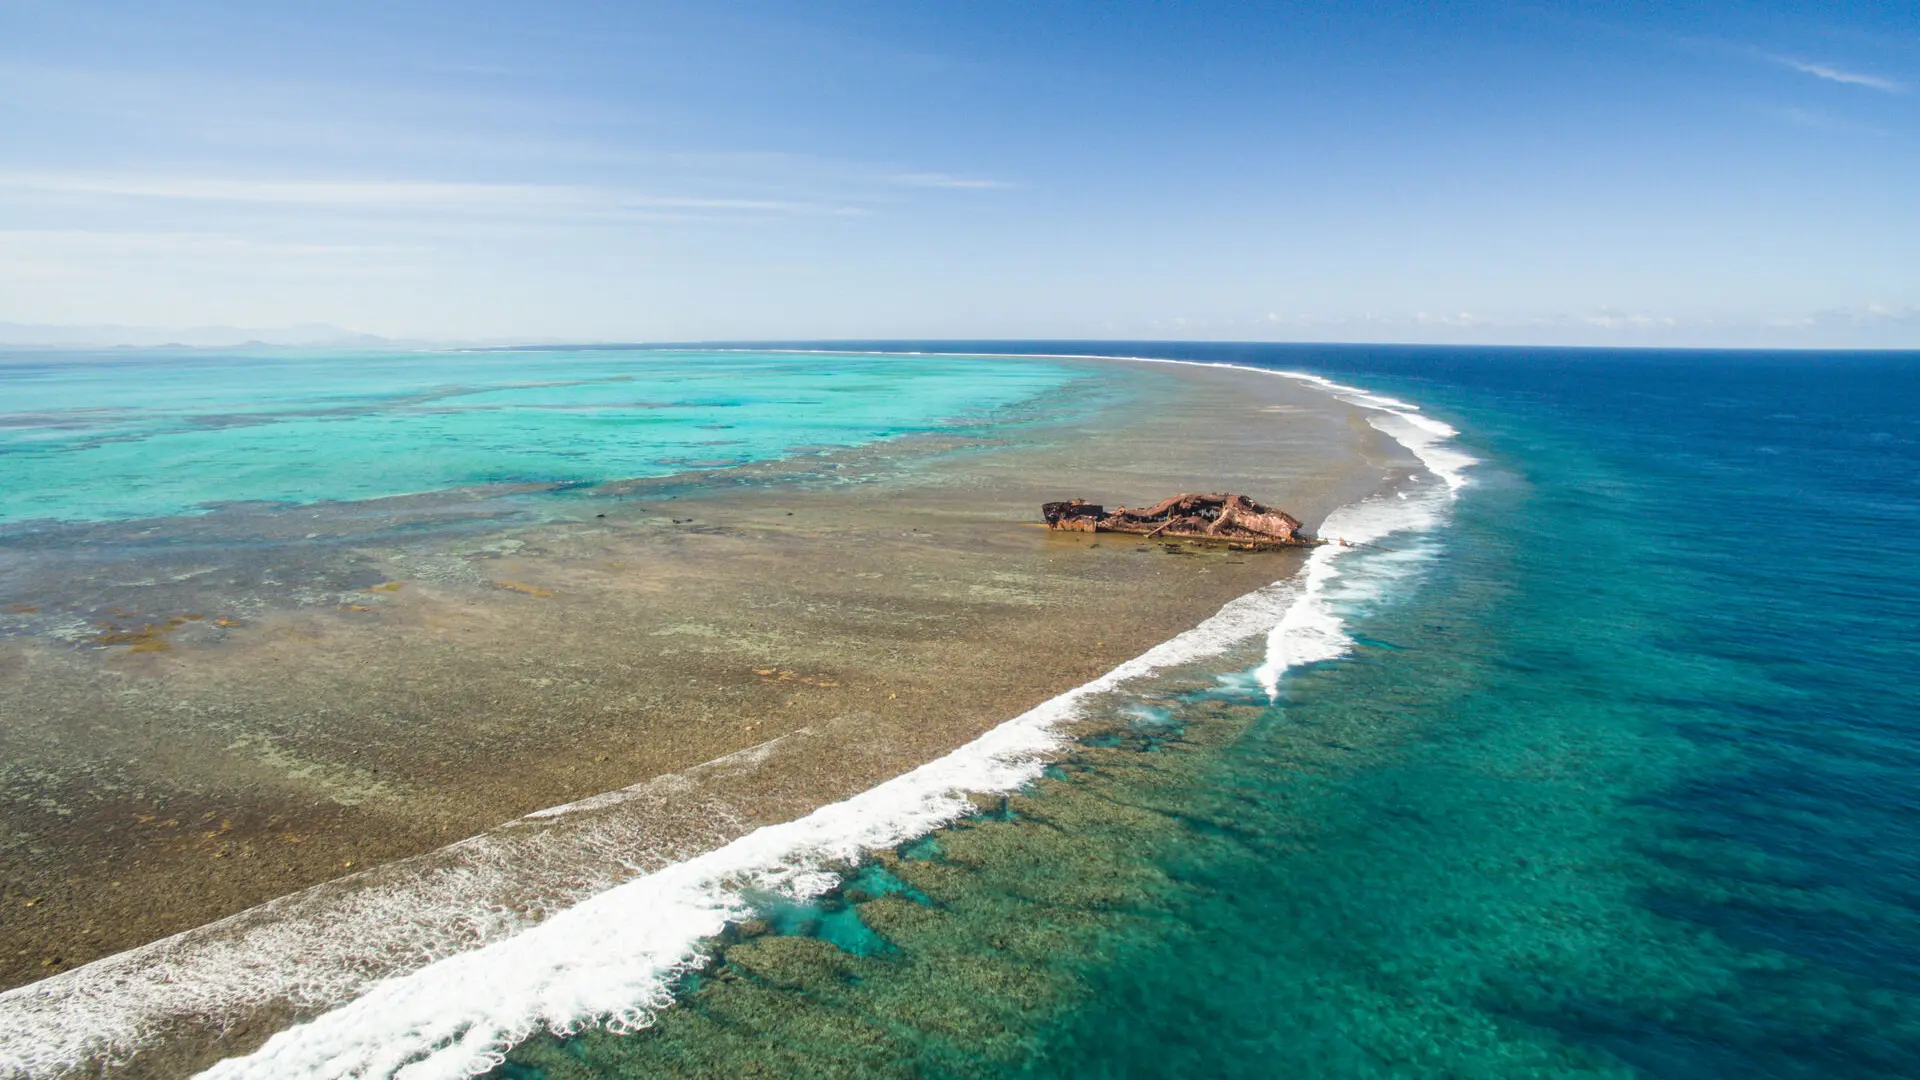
[0,367,1473,1080]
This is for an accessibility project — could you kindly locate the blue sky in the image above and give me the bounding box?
[1,0,1915,346]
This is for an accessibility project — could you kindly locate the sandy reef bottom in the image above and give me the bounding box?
[0,358,1415,1072]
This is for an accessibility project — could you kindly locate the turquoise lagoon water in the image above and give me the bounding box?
[0,348,1078,527]
[483,345,1920,1079]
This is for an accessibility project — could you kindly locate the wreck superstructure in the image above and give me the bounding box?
[1041,492,1320,550]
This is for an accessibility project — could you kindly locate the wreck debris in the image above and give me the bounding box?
[1041,493,1319,550]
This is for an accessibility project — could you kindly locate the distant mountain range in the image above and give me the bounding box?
[0,322,441,348]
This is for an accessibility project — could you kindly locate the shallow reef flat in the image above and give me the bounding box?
[0,356,1405,1031]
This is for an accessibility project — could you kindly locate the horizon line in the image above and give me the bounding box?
[6,336,1917,356]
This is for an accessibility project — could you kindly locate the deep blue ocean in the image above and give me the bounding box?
[492,343,1920,1079]
[1050,344,1920,1078]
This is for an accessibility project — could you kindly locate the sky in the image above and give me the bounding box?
[1,0,1916,347]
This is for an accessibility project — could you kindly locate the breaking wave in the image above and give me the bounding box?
[1250,370,1473,696]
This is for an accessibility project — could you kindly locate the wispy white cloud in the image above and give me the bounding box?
[0,172,884,226]
[1416,311,1486,327]
[1804,303,1920,326]
[1581,308,1678,331]
[1767,105,1893,137]
[1249,309,1681,334]
[886,172,1016,190]
[0,229,427,257]
[0,165,1028,223]
[1230,305,1920,348]
[0,172,815,211]
[1772,55,1906,93]
[0,230,432,286]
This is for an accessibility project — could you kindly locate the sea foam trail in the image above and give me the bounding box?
[0,362,1472,1080]
[1249,370,1474,696]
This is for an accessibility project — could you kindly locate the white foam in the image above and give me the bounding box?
[1247,368,1474,695]
[0,357,1474,1080]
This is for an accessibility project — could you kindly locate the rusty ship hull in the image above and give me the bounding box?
[1041,492,1322,550]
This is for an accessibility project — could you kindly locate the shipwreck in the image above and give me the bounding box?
[1041,492,1320,550]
